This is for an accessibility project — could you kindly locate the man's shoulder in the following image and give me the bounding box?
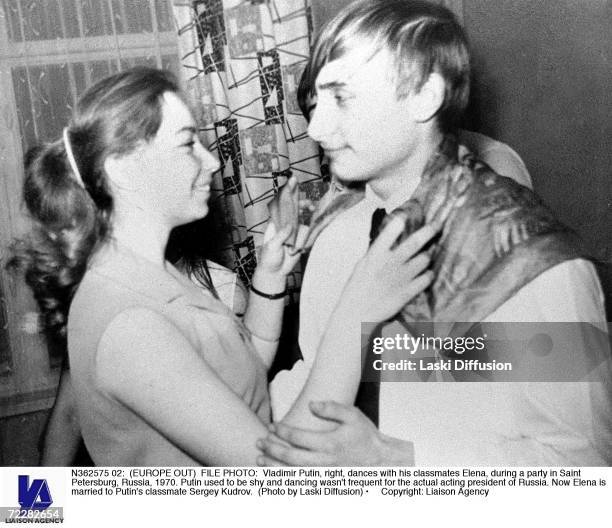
[458,129,532,189]
[488,258,606,323]
[451,158,545,222]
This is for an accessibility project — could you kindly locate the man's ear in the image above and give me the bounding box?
[411,72,445,123]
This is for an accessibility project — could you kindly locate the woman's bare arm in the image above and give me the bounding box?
[40,369,82,466]
[281,218,437,430]
[243,223,303,368]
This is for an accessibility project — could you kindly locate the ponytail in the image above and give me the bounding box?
[9,67,178,340]
[9,139,112,339]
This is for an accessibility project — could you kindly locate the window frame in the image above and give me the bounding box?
[0,0,179,417]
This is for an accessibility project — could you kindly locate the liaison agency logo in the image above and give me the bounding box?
[0,472,64,524]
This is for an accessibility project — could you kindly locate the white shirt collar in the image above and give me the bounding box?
[364,176,421,211]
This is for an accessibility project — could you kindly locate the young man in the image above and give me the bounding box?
[262,0,611,465]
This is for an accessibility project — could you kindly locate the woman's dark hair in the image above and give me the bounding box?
[166,218,220,300]
[10,67,179,339]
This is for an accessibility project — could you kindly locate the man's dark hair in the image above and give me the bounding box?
[302,0,470,132]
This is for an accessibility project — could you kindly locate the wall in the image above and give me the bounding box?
[463,0,611,309]
[0,411,47,465]
[312,0,463,26]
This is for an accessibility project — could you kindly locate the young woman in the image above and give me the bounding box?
[40,227,249,467]
[14,67,434,465]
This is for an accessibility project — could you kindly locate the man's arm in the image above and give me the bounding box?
[258,401,413,466]
[474,258,611,465]
[259,259,612,466]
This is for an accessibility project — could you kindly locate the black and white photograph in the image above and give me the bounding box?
[0,0,610,524]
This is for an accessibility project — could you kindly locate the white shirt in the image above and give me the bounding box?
[270,146,611,465]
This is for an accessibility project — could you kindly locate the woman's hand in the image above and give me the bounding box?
[256,401,414,466]
[259,221,304,276]
[268,176,299,248]
[340,214,438,324]
[252,219,305,294]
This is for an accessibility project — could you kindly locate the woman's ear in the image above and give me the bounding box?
[103,144,145,190]
[103,154,122,181]
[103,154,131,192]
[411,72,445,123]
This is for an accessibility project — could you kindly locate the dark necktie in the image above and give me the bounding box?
[369,207,387,244]
[354,208,386,426]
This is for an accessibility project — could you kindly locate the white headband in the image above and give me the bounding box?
[62,127,85,189]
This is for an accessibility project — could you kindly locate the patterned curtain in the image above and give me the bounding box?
[172,0,325,296]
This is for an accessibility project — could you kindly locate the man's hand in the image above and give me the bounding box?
[256,401,415,466]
